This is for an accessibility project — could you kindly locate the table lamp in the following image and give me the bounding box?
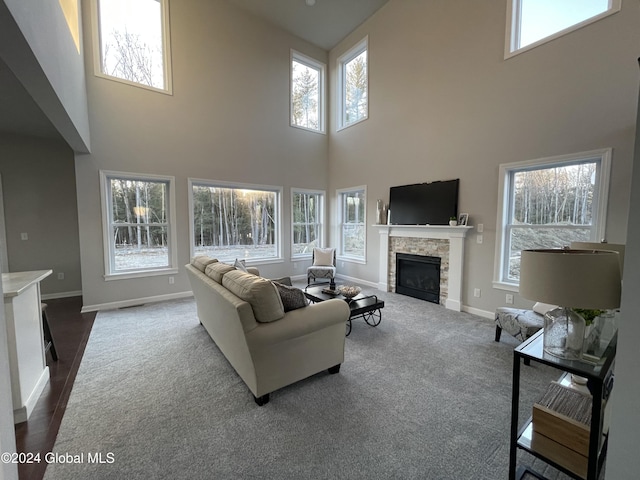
[570,241,625,275]
[519,249,621,360]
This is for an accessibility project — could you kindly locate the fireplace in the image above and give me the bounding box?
[396,253,441,304]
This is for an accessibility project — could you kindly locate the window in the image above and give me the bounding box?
[338,37,368,130]
[291,51,326,134]
[292,189,325,257]
[94,0,172,93]
[100,171,177,279]
[189,180,282,263]
[494,149,611,289]
[337,186,367,261]
[506,0,620,57]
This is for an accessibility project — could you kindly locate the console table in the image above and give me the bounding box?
[2,270,52,423]
[509,329,615,480]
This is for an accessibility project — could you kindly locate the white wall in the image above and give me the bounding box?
[328,0,639,316]
[0,0,90,153]
[76,0,329,309]
[606,67,640,479]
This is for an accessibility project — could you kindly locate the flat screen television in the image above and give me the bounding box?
[389,179,459,225]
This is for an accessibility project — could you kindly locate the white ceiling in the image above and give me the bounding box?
[0,0,389,142]
[226,0,390,51]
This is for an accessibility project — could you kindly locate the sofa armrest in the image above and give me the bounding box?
[245,299,350,347]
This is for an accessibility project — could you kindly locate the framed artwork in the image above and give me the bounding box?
[458,213,468,226]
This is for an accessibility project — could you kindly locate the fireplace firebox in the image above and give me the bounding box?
[396,253,441,304]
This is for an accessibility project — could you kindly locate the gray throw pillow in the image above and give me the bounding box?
[234,258,248,272]
[273,282,307,312]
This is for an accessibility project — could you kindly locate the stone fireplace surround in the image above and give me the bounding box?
[374,225,472,311]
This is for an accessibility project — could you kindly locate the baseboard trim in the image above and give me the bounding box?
[462,305,494,319]
[81,291,194,313]
[41,290,83,300]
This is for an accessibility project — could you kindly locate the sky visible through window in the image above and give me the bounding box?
[98,0,165,89]
[519,0,610,48]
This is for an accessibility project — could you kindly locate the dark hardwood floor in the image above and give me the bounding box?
[14,297,96,480]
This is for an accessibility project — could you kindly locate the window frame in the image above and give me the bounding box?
[504,0,621,59]
[100,170,178,280]
[291,188,326,260]
[290,50,326,134]
[92,0,173,94]
[493,148,612,291]
[337,37,369,131]
[337,186,367,263]
[188,178,283,265]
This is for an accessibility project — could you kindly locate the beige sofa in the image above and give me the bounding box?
[186,256,350,405]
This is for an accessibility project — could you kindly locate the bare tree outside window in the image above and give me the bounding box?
[98,0,166,90]
[292,61,319,130]
[345,51,367,124]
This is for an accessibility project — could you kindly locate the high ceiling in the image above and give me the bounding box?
[0,0,389,143]
[226,0,390,50]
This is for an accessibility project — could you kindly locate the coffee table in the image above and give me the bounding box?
[304,285,384,336]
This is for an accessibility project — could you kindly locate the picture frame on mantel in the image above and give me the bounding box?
[458,213,468,226]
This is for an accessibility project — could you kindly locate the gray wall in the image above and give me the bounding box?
[0,0,90,152]
[328,0,639,316]
[76,0,329,309]
[607,67,640,478]
[0,134,82,297]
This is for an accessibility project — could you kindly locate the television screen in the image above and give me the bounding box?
[389,179,459,225]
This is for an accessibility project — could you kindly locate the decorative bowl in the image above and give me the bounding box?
[338,285,361,300]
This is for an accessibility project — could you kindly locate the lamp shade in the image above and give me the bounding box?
[570,242,625,275]
[519,249,621,309]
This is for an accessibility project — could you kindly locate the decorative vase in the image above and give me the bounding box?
[449,220,457,226]
[376,200,388,225]
[543,307,585,360]
[582,310,616,361]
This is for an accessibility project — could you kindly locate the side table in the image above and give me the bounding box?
[508,329,615,480]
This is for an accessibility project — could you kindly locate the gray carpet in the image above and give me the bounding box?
[43,289,570,479]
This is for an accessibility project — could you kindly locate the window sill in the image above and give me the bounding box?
[492,281,519,293]
[104,267,179,281]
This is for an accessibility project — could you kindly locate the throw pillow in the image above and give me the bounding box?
[234,258,248,273]
[313,247,334,266]
[273,282,308,312]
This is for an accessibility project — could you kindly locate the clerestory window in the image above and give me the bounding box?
[505,0,621,58]
[337,37,368,131]
[94,0,172,93]
[291,51,326,134]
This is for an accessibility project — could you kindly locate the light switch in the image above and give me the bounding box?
[477,223,484,233]
[20,233,28,241]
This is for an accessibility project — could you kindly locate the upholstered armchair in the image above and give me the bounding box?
[307,247,337,285]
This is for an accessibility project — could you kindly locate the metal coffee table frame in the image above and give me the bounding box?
[304,285,384,336]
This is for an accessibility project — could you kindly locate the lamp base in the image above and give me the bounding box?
[543,307,586,360]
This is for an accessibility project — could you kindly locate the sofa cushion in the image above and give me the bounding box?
[191,256,217,272]
[223,270,285,323]
[273,282,307,312]
[205,262,236,283]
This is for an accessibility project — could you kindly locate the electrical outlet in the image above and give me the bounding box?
[474,288,481,298]
[57,272,64,280]
[506,294,514,304]
[169,276,174,285]
[20,232,28,241]
[477,234,483,244]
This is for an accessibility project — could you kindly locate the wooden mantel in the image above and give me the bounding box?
[373,225,473,311]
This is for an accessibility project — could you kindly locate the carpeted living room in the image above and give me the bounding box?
[1,1,640,480]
